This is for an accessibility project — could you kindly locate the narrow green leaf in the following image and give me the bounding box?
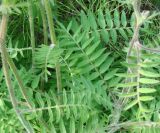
[66,106,70,120]
[55,105,61,123]
[130,12,136,27]
[124,100,138,110]
[67,21,73,32]
[114,9,120,27]
[121,10,127,27]
[92,30,100,42]
[101,29,109,43]
[51,125,57,133]
[98,9,106,29]
[94,53,108,67]
[119,28,128,40]
[115,73,138,78]
[72,106,77,118]
[104,69,119,80]
[88,10,97,30]
[63,89,67,105]
[73,26,82,39]
[140,62,160,68]
[140,96,154,101]
[86,41,100,55]
[81,11,90,31]
[117,82,138,87]
[90,49,105,61]
[100,57,114,74]
[78,60,90,67]
[70,116,75,133]
[45,93,54,123]
[70,89,75,104]
[13,7,22,14]
[139,88,156,93]
[109,77,122,87]
[59,120,66,133]
[105,9,113,28]
[89,72,99,80]
[110,29,117,44]
[0,99,5,111]
[35,93,44,118]
[31,76,40,89]
[139,78,159,84]
[119,92,137,98]
[139,69,160,78]
[82,37,94,49]
[121,62,138,68]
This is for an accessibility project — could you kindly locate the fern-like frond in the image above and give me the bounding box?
[17,76,108,132]
[58,21,117,90]
[117,51,160,116]
[33,45,63,82]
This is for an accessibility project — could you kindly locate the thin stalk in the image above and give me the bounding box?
[43,0,62,93]
[39,1,48,90]
[21,104,85,114]
[43,0,56,44]
[0,15,34,133]
[109,0,143,132]
[6,51,32,108]
[107,121,160,131]
[4,14,49,132]
[135,42,143,116]
[28,0,35,66]
[137,43,160,53]
[39,1,48,45]
[110,23,141,133]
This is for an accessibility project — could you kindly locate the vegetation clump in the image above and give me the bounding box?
[0,0,160,132]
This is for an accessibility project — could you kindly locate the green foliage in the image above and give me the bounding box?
[0,0,160,133]
[58,20,117,90]
[34,45,63,82]
[117,52,160,113]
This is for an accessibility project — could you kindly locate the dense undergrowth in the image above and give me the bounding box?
[0,0,160,133]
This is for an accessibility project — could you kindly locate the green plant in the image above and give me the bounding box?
[0,0,160,133]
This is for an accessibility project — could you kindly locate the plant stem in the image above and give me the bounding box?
[107,121,160,131]
[0,14,34,133]
[39,1,48,90]
[39,1,48,45]
[6,51,32,108]
[43,0,56,44]
[109,1,143,132]
[28,0,35,66]
[43,0,62,93]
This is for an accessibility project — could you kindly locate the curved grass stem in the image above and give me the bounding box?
[0,14,34,133]
[6,51,32,108]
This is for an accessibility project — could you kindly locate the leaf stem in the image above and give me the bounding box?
[43,0,62,93]
[28,0,35,66]
[39,1,48,45]
[109,0,144,132]
[0,14,34,133]
[6,51,32,108]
